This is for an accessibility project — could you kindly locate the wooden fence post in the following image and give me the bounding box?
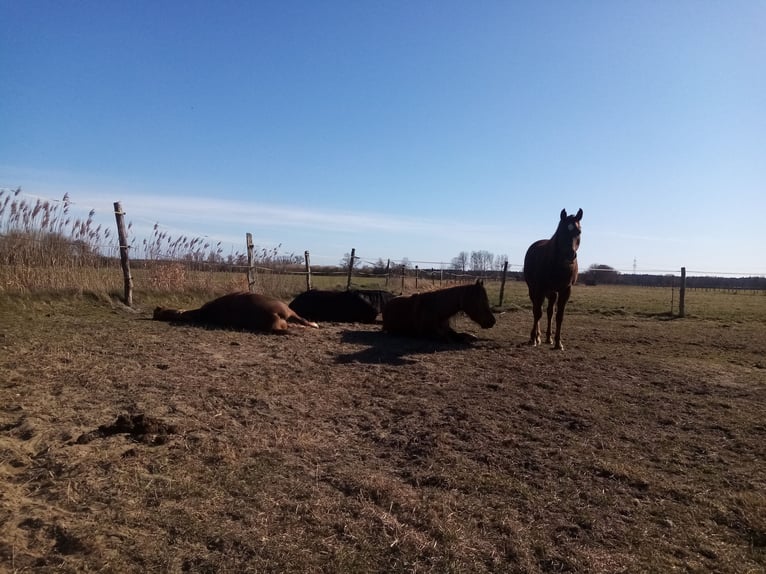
[304,251,312,291]
[401,265,405,292]
[385,259,390,287]
[415,265,419,289]
[346,248,356,290]
[246,233,256,292]
[679,267,686,318]
[498,260,509,306]
[113,202,133,307]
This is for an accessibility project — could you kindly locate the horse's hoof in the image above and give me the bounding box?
[553,342,564,351]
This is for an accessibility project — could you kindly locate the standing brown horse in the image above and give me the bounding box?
[382,280,496,342]
[524,208,583,350]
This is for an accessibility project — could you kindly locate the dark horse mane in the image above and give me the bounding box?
[523,208,583,350]
[382,280,496,342]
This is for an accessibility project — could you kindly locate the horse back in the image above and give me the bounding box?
[289,290,378,323]
[382,295,418,334]
[524,240,578,293]
[193,292,267,329]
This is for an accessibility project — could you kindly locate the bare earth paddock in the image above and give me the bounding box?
[1,285,765,573]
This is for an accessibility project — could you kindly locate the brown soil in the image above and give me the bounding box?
[1,294,764,573]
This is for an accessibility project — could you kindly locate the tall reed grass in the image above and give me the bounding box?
[0,188,303,298]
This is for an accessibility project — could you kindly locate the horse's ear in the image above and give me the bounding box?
[575,208,583,221]
[476,279,483,286]
[560,209,567,220]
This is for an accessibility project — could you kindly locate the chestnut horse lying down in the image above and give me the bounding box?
[382,280,496,342]
[153,291,319,334]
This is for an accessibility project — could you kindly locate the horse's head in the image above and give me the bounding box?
[153,307,185,321]
[464,280,496,329]
[555,208,583,262]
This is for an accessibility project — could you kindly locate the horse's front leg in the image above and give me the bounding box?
[545,293,557,345]
[439,321,477,343]
[434,320,459,342]
[553,289,571,350]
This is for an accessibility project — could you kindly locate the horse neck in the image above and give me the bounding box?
[182,308,203,322]
[455,284,483,316]
[433,284,469,316]
[551,227,576,263]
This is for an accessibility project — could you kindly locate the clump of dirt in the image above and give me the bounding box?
[76,413,178,445]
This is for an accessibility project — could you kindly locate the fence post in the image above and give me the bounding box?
[385,259,390,287]
[401,265,405,292]
[498,260,509,306]
[113,202,133,307]
[415,265,419,289]
[679,267,686,318]
[246,233,256,292]
[346,248,356,290]
[304,251,312,291]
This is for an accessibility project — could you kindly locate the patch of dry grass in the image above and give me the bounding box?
[2,188,765,572]
[1,289,765,572]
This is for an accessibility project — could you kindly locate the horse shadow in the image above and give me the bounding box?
[145,317,302,336]
[334,329,492,366]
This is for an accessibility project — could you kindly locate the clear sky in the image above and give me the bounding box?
[2,1,764,275]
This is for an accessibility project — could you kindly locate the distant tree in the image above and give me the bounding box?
[372,258,387,274]
[470,250,494,273]
[451,251,468,272]
[400,257,413,270]
[582,264,619,285]
[339,252,361,270]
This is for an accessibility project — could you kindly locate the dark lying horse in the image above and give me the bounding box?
[382,280,496,342]
[353,289,396,316]
[289,289,384,323]
[153,291,319,334]
[524,208,583,350]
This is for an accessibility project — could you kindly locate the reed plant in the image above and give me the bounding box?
[0,188,306,299]
[0,188,119,294]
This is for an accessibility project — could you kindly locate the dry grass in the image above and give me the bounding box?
[2,187,765,572]
[0,189,307,298]
[1,284,764,573]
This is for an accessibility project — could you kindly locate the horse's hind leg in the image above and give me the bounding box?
[529,294,544,346]
[270,314,290,334]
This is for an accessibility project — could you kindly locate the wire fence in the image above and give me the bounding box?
[2,188,765,298]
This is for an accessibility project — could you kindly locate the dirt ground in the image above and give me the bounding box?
[1,291,765,573]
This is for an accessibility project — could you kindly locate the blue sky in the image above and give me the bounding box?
[2,1,764,275]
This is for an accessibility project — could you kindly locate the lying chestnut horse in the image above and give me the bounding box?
[382,280,496,342]
[153,291,319,334]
